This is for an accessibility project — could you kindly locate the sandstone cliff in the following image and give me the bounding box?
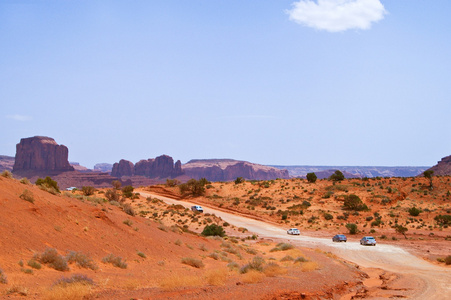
[182,159,290,181]
[12,136,74,176]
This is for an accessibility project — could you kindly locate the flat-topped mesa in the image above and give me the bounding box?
[183,159,290,181]
[12,136,74,175]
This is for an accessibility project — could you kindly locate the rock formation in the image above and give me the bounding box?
[12,136,74,175]
[112,155,183,179]
[425,155,451,176]
[111,159,135,177]
[183,159,290,181]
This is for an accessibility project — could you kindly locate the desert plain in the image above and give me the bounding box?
[0,172,450,299]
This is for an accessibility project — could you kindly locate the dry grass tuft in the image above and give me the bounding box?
[5,284,28,296]
[205,269,228,286]
[263,263,287,277]
[159,274,203,291]
[301,261,320,272]
[181,257,204,268]
[121,279,141,290]
[241,270,265,284]
[42,282,92,300]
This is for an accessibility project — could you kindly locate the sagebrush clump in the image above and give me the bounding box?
[34,248,69,271]
[102,254,127,269]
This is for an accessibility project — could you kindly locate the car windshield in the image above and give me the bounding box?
[366,237,375,240]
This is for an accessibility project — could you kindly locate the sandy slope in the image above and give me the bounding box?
[140,190,451,300]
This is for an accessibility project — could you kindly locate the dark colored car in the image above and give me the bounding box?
[332,234,347,242]
[360,236,376,246]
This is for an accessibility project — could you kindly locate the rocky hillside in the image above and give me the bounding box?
[426,155,451,176]
[183,159,290,181]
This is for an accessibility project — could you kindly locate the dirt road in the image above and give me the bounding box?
[140,191,451,299]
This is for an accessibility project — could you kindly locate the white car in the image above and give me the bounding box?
[191,205,203,213]
[287,228,300,235]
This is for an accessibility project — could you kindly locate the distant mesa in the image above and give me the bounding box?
[13,136,74,176]
[182,159,290,181]
[94,163,113,173]
[425,155,451,176]
[0,155,14,173]
[111,155,183,178]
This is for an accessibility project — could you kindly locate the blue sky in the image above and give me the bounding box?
[1,0,450,168]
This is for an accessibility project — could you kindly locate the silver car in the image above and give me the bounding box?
[287,228,300,235]
[360,236,376,246]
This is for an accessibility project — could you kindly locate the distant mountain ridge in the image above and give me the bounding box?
[271,165,429,178]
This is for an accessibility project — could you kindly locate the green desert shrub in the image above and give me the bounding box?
[81,186,96,196]
[35,176,60,194]
[121,185,134,198]
[345,223,358,234]
[329,170,345,181]
[201,224,225,237]
[408,207,422,217]
[306,172,317,183]
[105,189,120,201]
[343,194,368,211]
[324,213,333,220]
[434,215,451,225]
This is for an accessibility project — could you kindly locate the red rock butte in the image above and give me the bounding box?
[12,136,74,175]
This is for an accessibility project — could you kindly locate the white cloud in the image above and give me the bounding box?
[7,114,32,121]
[287,0,387,32]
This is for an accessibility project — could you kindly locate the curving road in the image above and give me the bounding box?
[139,191,451,299]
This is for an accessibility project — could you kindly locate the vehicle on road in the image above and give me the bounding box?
[332,234,347,242]
[360,236,377,246]
[191,205,203,213]
[287,228,300,235]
